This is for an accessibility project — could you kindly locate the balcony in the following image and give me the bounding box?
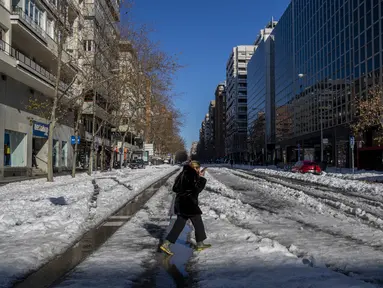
[10,7,77,73]
[0,39,70,95]
[107,0,119,21]
[82,102,117,127]
[83,3,118,34]
[0,3,10,31]
[11,6,47,43]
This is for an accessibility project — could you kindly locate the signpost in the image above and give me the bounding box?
[350,136,355,174]
[71,136,80,145]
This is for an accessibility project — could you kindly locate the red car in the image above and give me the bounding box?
[291,161,322,175]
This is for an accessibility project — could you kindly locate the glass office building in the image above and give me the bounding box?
[272,0,383,169]
[247,22,277,165]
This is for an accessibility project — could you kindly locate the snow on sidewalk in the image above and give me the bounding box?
[0,165,177,288]
[54,175,176,288]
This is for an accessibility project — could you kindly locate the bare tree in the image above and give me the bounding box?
[352,86,383,145]
[25,1,80,181]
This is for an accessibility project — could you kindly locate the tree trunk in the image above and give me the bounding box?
[120,126,130,169]
[110,135,115,171]
[47,120,56,182]
[47,25,64,182]
[101,125,105,171]
[88,91,97,175]
[72,101,83,178]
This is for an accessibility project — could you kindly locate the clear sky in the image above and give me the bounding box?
[122,0,290,151]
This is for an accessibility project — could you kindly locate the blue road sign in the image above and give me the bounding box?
[71,136,80,145]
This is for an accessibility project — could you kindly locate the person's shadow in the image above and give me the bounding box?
[48,196,68,206]
[161,254,186,288]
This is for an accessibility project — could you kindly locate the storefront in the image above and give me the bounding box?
[0,104,74,178]
[3,129,27,168]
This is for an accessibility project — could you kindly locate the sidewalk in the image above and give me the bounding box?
[0,169,89,185]
[0,165,178,288]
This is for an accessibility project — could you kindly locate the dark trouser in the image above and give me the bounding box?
[166,215,207,244]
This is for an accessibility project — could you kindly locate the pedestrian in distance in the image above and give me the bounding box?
[32,150,38,168]
[160,160,211,255]
[230,159,234,168]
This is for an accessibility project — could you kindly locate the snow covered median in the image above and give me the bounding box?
[0,165,178,288]
[209,164,383,199]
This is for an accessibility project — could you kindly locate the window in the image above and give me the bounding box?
[4,130,27,167]
[53,140,59,167]
[47,19,54,38]
[61,141,67,167]
[25,0,44,30]
[83,40,94,52]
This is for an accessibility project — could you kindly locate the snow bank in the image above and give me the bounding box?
[208,163,383,199]
[201,169,383,285]
[192,209,376,288]
[0,165,177,287]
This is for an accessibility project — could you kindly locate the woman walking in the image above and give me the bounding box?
[160,161,211,255]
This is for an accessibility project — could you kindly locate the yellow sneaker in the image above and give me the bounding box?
[196,242,212,251]
[160,241,174,255]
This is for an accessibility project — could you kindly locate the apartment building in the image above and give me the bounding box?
[0,0,80,178]
[0,0,121,179]
[190,141,198,159]
[247,20,277,165]
[78,0,121,168]
[214,82,226,159]
[225,45,256,162]
[197,118,206,161]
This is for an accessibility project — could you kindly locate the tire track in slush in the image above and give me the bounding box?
[232,169,383,231]
[205,169,383,286]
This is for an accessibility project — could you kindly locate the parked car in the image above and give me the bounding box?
[129,159,145,169]
[291,161,322,175]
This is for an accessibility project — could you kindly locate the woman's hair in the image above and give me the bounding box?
[190,160,201,169]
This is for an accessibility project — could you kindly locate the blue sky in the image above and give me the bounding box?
[123,0,290,151]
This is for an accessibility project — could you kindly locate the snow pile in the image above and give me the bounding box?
[325,167,383,182]
[232,166,383,199]
[199,169,383,285]
[193,209,376,288]
[0,165,177,288]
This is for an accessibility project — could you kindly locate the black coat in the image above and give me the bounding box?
[174,165,207,217]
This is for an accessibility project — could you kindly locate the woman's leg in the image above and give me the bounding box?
[166,216,188,243]
[190,215,207,243]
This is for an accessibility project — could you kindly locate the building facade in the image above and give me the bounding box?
[0,0,121,179]
[190,141,198,159]
[0,0,80,178]
[225,45,256,162]
[207,100,215,159]
[214,82,226,159]
[271,0,383,169]
[196,119,206,161]
[247,21,277,165]
[78,0,121,169]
